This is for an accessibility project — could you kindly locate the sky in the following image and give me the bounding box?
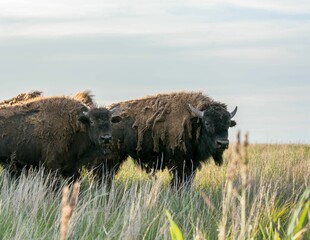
[0,0,310,144]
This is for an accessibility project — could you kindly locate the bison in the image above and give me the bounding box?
[108,92,237,186]
[0,93,118,179]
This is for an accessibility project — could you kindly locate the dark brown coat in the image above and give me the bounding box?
[0,95,113,178]
[108,92,237,186]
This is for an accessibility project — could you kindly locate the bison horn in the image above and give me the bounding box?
[230,106,238,118]
[83,111,89,116]
[188,104,204,119]
[110,106,120,114]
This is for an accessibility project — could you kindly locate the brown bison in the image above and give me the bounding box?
[108,92,237,186]
[0,93,119,179]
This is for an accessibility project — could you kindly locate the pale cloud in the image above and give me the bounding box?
[220,89,310,108]
[1,19,308,45]
[2,0,310,19]
[206,47,292,60]
[188,0,310,14]
[226,0,310,14]
[151,22,306,44]
[1,0,121,18]
[1,0,309,45]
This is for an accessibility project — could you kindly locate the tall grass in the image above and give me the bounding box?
[0,142,308,239]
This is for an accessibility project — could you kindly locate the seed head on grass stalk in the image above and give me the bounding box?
[60,181,80,240]
[218,131,250,240]
[239,132,250,240]
[218,131,240,240]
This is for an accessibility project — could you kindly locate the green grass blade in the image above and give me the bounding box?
[165,210,183,240]
[293,199,309,239]
[287,186,310,238]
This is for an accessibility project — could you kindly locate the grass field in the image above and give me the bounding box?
[0,141,309,239]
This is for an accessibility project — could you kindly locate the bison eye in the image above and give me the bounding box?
[89,120,95,126]
[205,121,212,128]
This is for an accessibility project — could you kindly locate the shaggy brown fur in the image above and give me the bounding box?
[73,91,95,108]
[0,91,96,108]
[109,92,227,153]
[0,91,42,106]
[0,94,111,178]
[0,97,87,169]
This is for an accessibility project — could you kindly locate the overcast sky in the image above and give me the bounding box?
[1,0,309,143]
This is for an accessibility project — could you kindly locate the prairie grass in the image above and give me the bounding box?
[0,143,308,239]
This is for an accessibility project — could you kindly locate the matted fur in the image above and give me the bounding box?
[109,92,227,152]
[0,91,42,106]
[0,93,111,177]
[0,97,89,161]
[73,91,95,108]
[0,91,95,108]
[0,93,96,153]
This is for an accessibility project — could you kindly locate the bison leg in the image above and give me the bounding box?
[91,160,121,185]
[44,153,80,181]
[170,160,199,188]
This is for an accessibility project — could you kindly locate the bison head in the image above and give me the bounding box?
[78,107,121,151]
[189,104,237,165]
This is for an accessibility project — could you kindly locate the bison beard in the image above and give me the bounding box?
[108,91,237,187]
[213,150,225,166]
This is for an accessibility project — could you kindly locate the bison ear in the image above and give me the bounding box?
[78,111,90,125]
[112,115,122,123]
[230,120,237,127]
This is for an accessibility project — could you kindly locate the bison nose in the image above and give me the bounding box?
[100,135,112,144]
[216,139,229,149]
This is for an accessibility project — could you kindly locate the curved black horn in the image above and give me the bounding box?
[230,106,238,118]
[188,104,204,119]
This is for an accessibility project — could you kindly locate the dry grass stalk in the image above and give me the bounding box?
[218,132,240,240]
[240,132,249,240]
[145,181,161,210]
[60,182,80,240]
[200,191,215,211]
[218,131,250,240]
[194,222,205,240]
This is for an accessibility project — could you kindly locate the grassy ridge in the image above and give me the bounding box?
[0,144,309,239]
